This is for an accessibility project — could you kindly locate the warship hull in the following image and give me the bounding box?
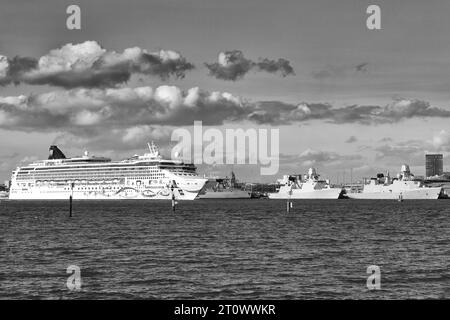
[268,188,342,199]
[198,190,251,199]
[347,187,443,200]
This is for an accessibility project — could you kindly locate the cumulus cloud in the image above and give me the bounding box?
[0,56,7,79]
[296,149,363,167]
[53,125,173,153]
[1,90,450,139]
[249,99,450,125]
[0,86,248,133]
[0,55,38,85]
[0,41,194,88]
[373,140,426,166]
[355,62,369,72]
[312,62,370,80]
[205,50,295,81]
[279,149,365,175]
[254,58,294,77]
[354,130,450,169]
[432,130,450,151]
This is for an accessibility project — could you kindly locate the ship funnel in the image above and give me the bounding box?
[48,145,66,160]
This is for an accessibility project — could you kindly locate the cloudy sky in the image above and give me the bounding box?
[1,0,450,183]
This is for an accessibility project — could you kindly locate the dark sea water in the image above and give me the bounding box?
[1,199,449,299]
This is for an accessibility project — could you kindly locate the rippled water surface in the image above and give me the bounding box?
[1,199,449,299]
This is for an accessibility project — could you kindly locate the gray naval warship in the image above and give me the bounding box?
[197,171,251,199]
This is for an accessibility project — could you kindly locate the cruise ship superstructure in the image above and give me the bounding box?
[9,143,208,200]
[346,164,444,200]
[268,168,343,199]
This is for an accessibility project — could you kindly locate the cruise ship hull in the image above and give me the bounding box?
[198,190,251,199]
[268,188,342,199]
[8,186,201,200]
[347,187,443,200]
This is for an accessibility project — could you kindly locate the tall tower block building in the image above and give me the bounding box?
[425,154,443,177]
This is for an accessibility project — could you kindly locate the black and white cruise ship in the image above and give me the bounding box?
[9,142,207,200]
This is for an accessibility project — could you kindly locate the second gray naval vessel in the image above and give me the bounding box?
[197,171,251,199]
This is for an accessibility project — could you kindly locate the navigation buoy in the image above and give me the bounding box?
[69,195,73,217]
[287,189,293,213]
[171,186,177,212]
[286,200,293,212]
[172,196,176,212]
[69,182,74,217]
